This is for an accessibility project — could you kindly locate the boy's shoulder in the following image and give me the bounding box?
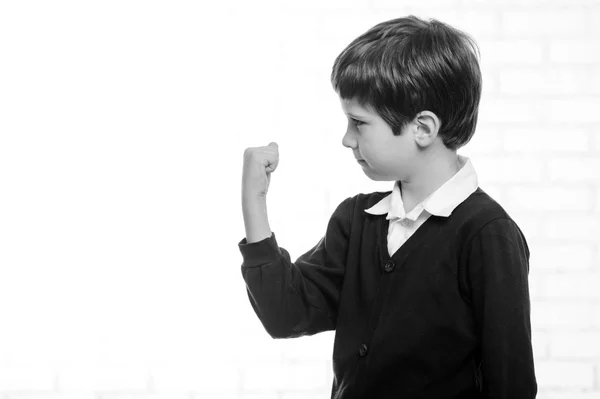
[459,187,519,226]
[348,186,505,213]
[346,187,516,229]
[453,187,527,245]
[334,188,527,252]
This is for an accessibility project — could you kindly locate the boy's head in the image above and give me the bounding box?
[331,15,482,152]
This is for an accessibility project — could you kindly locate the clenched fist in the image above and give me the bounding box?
[242,142,279,198]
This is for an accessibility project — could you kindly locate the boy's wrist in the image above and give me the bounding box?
[242,190,267,201]
[242,192,271,244]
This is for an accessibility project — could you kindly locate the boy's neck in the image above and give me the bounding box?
[398,151,461,214]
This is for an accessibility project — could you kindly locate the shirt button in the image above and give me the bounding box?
[384,260,395,272]
[359,344,368,357]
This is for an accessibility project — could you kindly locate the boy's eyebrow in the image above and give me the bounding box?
[345,111,369,119]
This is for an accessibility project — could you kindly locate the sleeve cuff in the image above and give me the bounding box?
[238,232,281,268]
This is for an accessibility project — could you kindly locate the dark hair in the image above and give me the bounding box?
[330,15,482,150]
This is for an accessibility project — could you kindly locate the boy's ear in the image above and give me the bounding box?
[413,111,441,148]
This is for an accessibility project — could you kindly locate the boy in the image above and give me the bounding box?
[239,16,537,398]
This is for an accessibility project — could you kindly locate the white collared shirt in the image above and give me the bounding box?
[364,155,479,257]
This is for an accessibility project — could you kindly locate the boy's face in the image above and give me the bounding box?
[340,97,419,182]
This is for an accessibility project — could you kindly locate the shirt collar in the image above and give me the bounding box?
[364,155,478,220]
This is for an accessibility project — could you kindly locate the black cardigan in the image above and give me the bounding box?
[238,187,537,399]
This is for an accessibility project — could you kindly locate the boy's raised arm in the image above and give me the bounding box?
[241,142,279,243]
[239,142,352,338]
[467,218,537,398]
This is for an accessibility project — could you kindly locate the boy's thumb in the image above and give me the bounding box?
[268,142,278,149]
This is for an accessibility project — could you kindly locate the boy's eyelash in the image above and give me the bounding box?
[351,118,364,126]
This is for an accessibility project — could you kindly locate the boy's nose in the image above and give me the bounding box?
[342,126,356,149]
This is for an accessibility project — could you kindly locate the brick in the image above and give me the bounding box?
[589,8,600,36]
[223,0,280,12]
[282,394,330,399]
[479,99,542,123]
[482,73,498,95]
[6,394,96,399]
[535,361,595,389]
[550,41,600,63]
[283,362,329,390]
[594,132,600,152]
[278,42,311,70]
[240,394,278,399]
[0,366,55,390]
[479,40,544,66]
[371,0,460,9]
[528,274,543,299]
[537,392,600,399]
[280,37,341,73]
[472,156,544,182]
[588,68,600,94]
[447,10,500,37]
[551,332,600,358]
[547,157,600,181]
[464,127,503,153]
[281,0,371,10]
[529,243,594,271]
[242,361,328,391]
[542,99,600,123]
[59,365,149,392]
[542,216,600,241]
[233,334,284,365]
[279,12,320,42]
[316,12,394,41]
[503,127,589,153]
[281,332,335,361]
[545,272,600,299]
[532,330,551,359]
[594,303,600,328]
[501,10,586,36]
[505,186,593,212]
[465,0,600,4]
[93,395,194,399]
[499,68,584,95]
[151,362,240,394]
[532,301,596,329]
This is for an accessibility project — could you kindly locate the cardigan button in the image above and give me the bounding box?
[359,344,368,357]
[384,260,395,272]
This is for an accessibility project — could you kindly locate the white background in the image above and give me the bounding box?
[1,0,599,398]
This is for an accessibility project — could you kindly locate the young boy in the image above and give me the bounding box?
[239,16,537,399]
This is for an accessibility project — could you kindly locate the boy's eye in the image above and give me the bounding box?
[351,118,364,127]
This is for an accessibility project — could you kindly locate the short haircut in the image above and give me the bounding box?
[331,15,482,150]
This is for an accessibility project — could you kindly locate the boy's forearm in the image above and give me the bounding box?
[242,193,272,244]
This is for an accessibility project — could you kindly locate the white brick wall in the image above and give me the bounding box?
[0,0,598,398]
[501,10,587,36]
[551,332,600,358]
[536,361,596,389]
[503,128,590,152]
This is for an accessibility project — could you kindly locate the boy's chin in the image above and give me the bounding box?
[361,168,396,182]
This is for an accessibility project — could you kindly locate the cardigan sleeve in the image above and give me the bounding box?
[467,218,537,398]
[237,196,353,339]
